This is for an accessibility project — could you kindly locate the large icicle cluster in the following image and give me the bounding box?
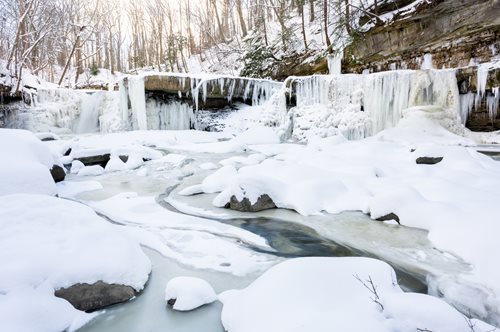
[287,69,471,141]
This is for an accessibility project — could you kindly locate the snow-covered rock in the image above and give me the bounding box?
[182,117,500,321]
[0,194,151,329]
[220,257,493,332]
[165,277,217,311]
[0,129,58,196]
[77,165,105,176]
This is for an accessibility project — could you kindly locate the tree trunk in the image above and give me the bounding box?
[344,0,351,35]
[299,3,308,50]
[323,0,331,48]
[58,27,84,86]
[236,0,247,37]
[211,0,225,42]
[309,0,315,22]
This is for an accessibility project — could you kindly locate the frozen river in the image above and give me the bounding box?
[64,143,487,332]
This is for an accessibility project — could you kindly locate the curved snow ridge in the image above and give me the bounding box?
[0,194,151,292]
[87,192,277,276]
[219,257,494,332]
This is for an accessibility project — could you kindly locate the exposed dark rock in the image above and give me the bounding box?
[344,0,500,73]
[376,213,401,225]
[416,157,443,165]
[75,154,130,168]
[75,154,111,168]
[50,165,66,183]
[41,137,56,142]
[227,194,276,212]
[167,298,176,306]
[64,148,72,156]
[55,281,137,312]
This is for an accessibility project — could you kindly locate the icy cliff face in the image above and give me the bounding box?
[4,69,497,142]
[287,69,471,141]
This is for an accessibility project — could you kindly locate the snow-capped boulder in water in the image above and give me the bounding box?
[0,129,59,196]
[226,194,276,212]
[219,257,493,332]
[165,277,217,311]
[0,194,151,324]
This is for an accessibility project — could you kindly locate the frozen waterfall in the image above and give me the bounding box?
[288,69,465,140]
[128,76,148,130]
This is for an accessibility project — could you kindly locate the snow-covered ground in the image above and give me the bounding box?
[2,59,500,331]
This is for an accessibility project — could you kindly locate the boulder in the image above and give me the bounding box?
[376,213,400,225]
[50,165,66,183]
[416,157,443,165]
[227,194,276,212]
[54,281,137,312]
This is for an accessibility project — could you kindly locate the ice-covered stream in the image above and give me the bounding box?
[57,141,494,331]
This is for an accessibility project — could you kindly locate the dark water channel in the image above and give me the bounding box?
[221,217,427,294]
[157,190,428,294]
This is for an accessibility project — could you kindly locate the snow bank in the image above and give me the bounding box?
[220,257,493,332]
[165,277,216,311]
[0,129,58,196]
[182,116,500,318]
[164,126,281,154]
[0,194,151,331]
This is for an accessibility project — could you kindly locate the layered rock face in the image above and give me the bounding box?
[343,0,500,131]
[344,0,500,73]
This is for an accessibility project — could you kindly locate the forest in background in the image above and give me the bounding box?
[0,0,385,86]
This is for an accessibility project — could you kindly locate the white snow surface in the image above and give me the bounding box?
[220,257,493,332]
[0,194,151,331]
[164,277,217,311]
[88,193,276,276]
[0,129,58,196]
[181,113,500,309]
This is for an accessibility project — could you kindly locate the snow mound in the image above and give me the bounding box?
[77,165,104,176]
[165,277,217,311]
[220,257,492,332]
[0,194,151,291]
[0,194,151,331]
[0,129,58,196]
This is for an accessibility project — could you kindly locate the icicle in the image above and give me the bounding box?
[486,87,499,122]
[459,93,476,125]
[128,76,148,130]
[227,80,236,102]
[477,64,489,98]
[202,80,208,103]
[218,78,225,95]
[119,79,130,130]
[243,80,252,101]
[327,50,343,75]
[146,100,194,130]
[421,54,434,70]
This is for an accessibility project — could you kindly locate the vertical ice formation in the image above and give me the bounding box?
[119,78,130,130]
[327,50,343,75]
[290,69,461,140]
[190,76,281,110]
[421,53,434,70]
[75,92,103,133]
[457,64,498,124]
[146,100,194,130]
[128,76,148,130]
